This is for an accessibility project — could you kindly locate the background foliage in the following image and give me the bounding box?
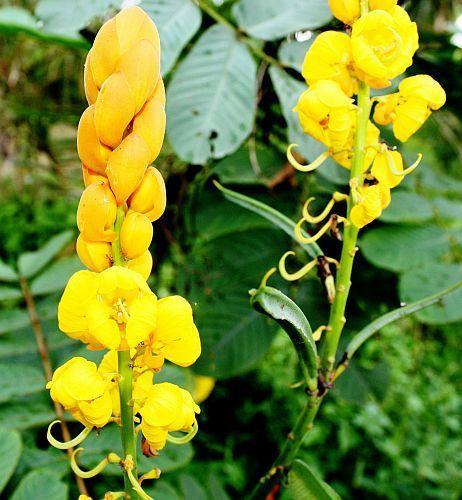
[0,0,461,498]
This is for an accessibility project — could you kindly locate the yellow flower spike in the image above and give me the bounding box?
[120,211,153,260]
[94,72,136,149]
[84,49,99,105]
[139,468,162,485]
[133,98,166,164]
[127,250,153,280]
[128,167,167,223]
[82,165,107,187]
[295,215,347,245]
[369,0,397,10]
[77,106,112,175]
[76,235,112,272]
[287,145,329,173]
[89,17,120,88]
[71,448,121,479]
[115,6,160,57]
[328,0,360,26]
[47,420,93,450]
[302,192,349,224]
[77,182,117,243]
[150,77,166,106]
[351,7,419,86]
[350,183,391,228]
[278,251,318,282]
[167,421,199,445]
[105,133,152,205]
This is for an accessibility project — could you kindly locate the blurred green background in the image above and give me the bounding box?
[1,0,462,498]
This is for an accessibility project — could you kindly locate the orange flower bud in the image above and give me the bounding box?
[133,98,165,164]
[77,105,111,174]
[82,165,107,187]
[77,182,117,242]
[128,167,166,222]
[150,77,165,106]
[127,250,153,280]
[106,133,151,204]
[116,6,160,56]
[84,49,99,105]
[94,72,136,149]
[120,211,153,259]
[76,234,112,271]
[89,17,119,88]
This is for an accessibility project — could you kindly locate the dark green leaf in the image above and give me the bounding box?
[10,470,68,500]
[167,24,257,164]
[288,459,341,500]
[379,191,433,224]
[0,258,18,282]
[0,429,22,493]
[0,286,22,302]
[0,395,55,430]
[30,255,83,296]
[0,363,45,403]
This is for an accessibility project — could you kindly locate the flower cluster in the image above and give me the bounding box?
[47,6,201,471]
[292,0,445,229]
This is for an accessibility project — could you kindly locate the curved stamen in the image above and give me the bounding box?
[302,193,349,224]
[124,456,152,500]
[295,215,347,245]
[139,468,162,485]
[278,251,317,282]
[387,151,422,177]
[70,448,121,479]
[259,267,277,289]
[47,420,93,450]
[287,144,329,173]
[167,421,199,445]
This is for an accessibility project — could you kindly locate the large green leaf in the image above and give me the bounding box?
[288,459,341,500]
[17,230,73,279]
[399,263,462,324]
[0,258,18,282]
[361,225,451,273]
[379,191,433,224]
[30,255,83,296]
[0,429,22,493]
[140,0,202,75]
[10,470,68,500]
[278,38,313,73]
[167,24,257,164]
[0,364,45,403]
[232,0,331,40]
[0,286,22,302]
[269,66,348,185]
[0,396,55,430]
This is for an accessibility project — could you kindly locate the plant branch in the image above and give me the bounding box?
[19,276,88,496]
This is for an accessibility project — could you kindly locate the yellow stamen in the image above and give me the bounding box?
[278,251,317,282]
[287,144,329,173]
[47,420,93,450]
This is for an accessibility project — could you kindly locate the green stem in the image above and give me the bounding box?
[112,205,126,266]
[250,395,321,499]
[319,81,371,376]
[118,350,141,500]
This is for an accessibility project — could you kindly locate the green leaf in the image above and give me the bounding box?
[278,38,314,73]
[140,0,202,75]
[30,255,83,296]
[0,429,22,493]
[232,0,332,40]
[214,181,322,258]
[399,263,462,325]
[17,230,73,279]
[0,258,18,282]
[288,459,341,500]
[179,474,208,500]
[379,191,433,224]
[0,286,22,302]
[268,66,348,185]
[10,470,68,500]
[0,364,45,403]
[361,225,451,273]
[0,308,29,335]
[167,24,257,164]
[250,285,318,391]
[0,396,55,430]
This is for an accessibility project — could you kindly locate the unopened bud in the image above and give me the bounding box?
[82,165,107,187]
[77,182,117,242]
[127,250,152,280]
[133,97,165,164]
[328,0,360,25]
[76,234,112,272]
[120,211,153,259]
[128,167,166,222]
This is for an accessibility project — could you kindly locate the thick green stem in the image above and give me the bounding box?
[250,395,321,499]
[118,350,141,499]
[320,81,371,376]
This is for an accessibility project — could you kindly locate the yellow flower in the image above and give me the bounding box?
[369,0,397,10]
[142,295,201,370]
[328,0,360,26]
[58,266,157,350]
[295,80,354,148]
[370,149,404,188]
[373,74,446,142]
[82,165,107,187]
[76,235,112,272]
[302,31,357,97]
[46,357,112,428]
[139,383,200,450]
[120,211,153,260]
[351,7,418,87]
[350,183,391,228]
[127,250,153,280]
[128,167,167,222]
[77,182,117,243]
[192,375,215,404]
